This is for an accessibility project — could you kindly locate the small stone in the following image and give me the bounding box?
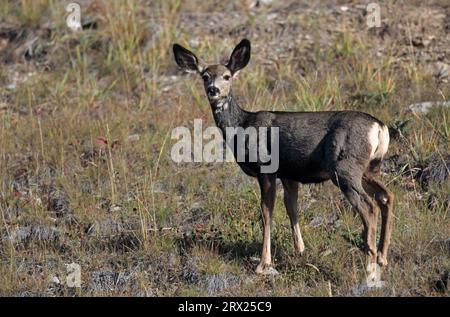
[7,225,60,245]
[309,214,338,227]
[90,270,131,292]
[87,219,124,236]
[320,248,335,257]
[309,216,324,227]
[190,202,203,211]
[47,187,71,218]
[250,256,260,263]
[188,38,200,48]
[108,204,122,213]
[6,83,16,90]
[435,62,450,82]
[9,227,32,243]
[267,13,278,20]
[408,101,450,115]
[418,154,450,187]
[153,180,168,193]
[203,272,241,295]
[126,134,140,142]
[51,276,60,284]
[263,267,280,276]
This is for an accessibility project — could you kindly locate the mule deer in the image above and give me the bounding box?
[173,39,393,280]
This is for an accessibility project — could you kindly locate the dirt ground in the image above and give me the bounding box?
[0,0,449,296]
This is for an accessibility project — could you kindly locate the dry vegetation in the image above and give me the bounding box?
[0,0,449,296]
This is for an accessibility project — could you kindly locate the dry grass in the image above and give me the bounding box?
[0,0,449,296]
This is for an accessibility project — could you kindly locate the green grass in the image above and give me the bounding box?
[0,0,449,296]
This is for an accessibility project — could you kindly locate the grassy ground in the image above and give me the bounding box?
[0,0,449,296]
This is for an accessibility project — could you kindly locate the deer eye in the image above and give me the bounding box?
[202,74,209,81]
[223,75,231,81]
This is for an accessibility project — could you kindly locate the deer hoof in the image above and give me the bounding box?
[296,243,305,255]
[256,264,279,276]
[296,249,305,257]
[377,252,388,266]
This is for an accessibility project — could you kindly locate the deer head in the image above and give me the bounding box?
[173,39,251,104]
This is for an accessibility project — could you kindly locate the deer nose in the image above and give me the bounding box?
[207,86,220,97]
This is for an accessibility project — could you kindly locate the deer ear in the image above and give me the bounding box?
[173,44,205,73]
[227,39,251,75]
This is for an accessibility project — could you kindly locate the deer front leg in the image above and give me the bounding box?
[256,174,277,275]
[281,178,305,254]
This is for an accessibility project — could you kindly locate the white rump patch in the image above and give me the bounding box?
[368,123,389,160]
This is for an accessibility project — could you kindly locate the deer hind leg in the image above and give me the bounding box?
[331,170,379,268]
[281,179,305,254]
[362,175,393,267]
[256,174,277,275]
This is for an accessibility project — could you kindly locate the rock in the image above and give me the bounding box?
[182,268,241,295]
[107,204,122,213]
[408,101,450,114]
[308,214,338,228]
[47,187,71,218]
[182,269,200,284]
[260,267,280,276]
[33,225,60,243]
[86,219,124,236]
[190,202,203,212]
[8,225,60,245]
[6,82,16,90]
[51,276,61,285]
[81,181,92,194]
[435,62,450,82]
[267,13,278,21]
[17,290,41,297]
[351,281,386,296]
[188,38,200,48]
[203,272,241,294]
[320,247,336,257]
[418,154,450,187]
[153,180,168,193]
[309,216,324,227]
[126,134,140,142]
[249,0,273,9]
[411,36,426,48]
[90,270,132,292]
[9,226,32,243]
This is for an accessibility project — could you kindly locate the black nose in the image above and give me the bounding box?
[207,86,220,96]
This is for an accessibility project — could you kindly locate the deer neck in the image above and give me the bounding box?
[209,91,247,131]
